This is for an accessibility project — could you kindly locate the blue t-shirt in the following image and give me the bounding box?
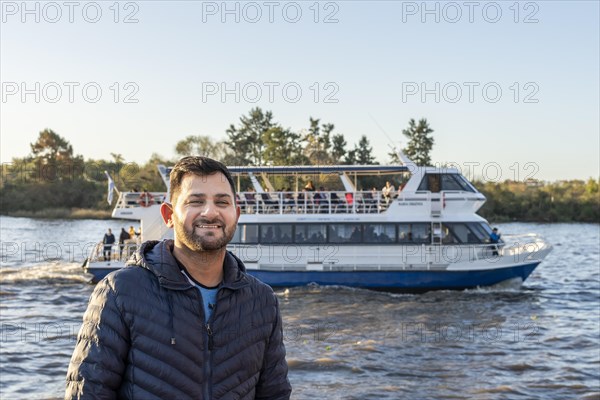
[197,283,219,322]
[175,258,220,322]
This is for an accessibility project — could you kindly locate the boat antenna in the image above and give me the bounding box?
[368,113,405,163]
[368,113,396,149]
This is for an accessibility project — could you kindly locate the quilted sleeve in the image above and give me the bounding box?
[65,277,130,399]
[255,295,292,400]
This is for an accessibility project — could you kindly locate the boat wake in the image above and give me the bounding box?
[0,262,90,285]
[470,277,525,293]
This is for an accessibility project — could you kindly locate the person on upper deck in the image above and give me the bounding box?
[304,180,315,191]
[381,181,396,204]
[313,187,326,203]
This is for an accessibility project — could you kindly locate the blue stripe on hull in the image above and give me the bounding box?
[83,257,128,283]
[87,263,540,291]
[84,267,121,283]
[247,263,540,291]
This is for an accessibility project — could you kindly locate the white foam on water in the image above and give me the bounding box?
[0,262,90,285]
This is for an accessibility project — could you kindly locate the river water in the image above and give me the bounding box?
[0,216,598,399]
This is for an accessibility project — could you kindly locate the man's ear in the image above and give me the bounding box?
[160,202,174,227]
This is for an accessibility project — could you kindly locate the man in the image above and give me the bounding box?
[102,228,115,261]
[381,181,396,204]
[66,156,291,399]
[490,227,502,256]
[118,227,130,259]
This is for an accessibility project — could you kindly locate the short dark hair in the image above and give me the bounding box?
[169,156,236,203]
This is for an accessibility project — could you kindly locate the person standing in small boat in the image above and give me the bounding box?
[102,228,115,261]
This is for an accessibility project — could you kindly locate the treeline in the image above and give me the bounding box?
[0,131,172,218]
[175,107,378,166]
[1,108,381,217]
[477,179,599,223]
[1,109,598,222]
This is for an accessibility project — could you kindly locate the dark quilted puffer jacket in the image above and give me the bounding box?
[66,240,291,399]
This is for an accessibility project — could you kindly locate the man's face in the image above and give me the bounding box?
[162,172,240,252]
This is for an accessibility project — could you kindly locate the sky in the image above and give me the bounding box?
[1,0,599,182]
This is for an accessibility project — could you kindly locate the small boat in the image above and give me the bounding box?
[84,155,552,291]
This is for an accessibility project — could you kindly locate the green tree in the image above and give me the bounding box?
[262,126,306,166]
[402,118,434,166]
[175,135,228,160]
[303,117,322,163]
[303,118,337,164]
[110,153,124,164]
[331,133,348,164]
[29,129,84,182]
[30,128,75,164]
[225,108,274,165]
[352,135,377,165]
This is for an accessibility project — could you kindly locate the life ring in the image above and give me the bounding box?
[138,192,154,207]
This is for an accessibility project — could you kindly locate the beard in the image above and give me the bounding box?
[173,215,236,252]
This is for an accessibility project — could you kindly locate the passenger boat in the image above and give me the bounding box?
[83,155,552,291]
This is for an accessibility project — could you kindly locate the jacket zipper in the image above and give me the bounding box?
[204,322,213,400]
[203,291,220,400]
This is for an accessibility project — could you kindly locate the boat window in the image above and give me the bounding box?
[468,223,493,243]
[232,224,259,244]
[455,175,476,192]
[398,224,412,243]
[445,223,480,244]
[328,224,362,243]
[441,174,476,192]
[412,224,431,243]
[398,223,430,243]
[418,174,441,192]
[418,173,476,192]
[260,224,293,244]
[441,224,460,244]
[295,224,327,244]
[479,223,493,235]
[364,224,395,243]
[441,174,465,191]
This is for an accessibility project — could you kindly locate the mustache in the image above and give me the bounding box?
[193,218,225,227]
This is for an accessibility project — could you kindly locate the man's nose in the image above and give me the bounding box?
[200,201,220,218]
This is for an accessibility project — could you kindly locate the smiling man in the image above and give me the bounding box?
[66,156,291,400]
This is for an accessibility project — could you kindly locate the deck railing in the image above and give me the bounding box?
[237,190,393,215]
[116,192,167,208]
[112,190,473,216]
[88,240,141,263]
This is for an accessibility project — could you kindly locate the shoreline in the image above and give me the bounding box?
[2,208,112,220]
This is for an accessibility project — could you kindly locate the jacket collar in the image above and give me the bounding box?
[128,240,250,291]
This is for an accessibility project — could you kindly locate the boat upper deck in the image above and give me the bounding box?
[115,161,486,218]
[237,190,391,215]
